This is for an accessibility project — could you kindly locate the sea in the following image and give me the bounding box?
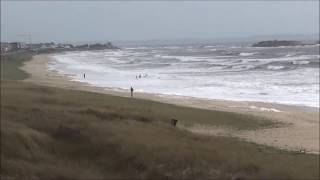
[49,43,320,108]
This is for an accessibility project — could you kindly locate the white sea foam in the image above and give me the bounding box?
[162,46,180,49]
[267,65,285,70]
[203,45,216,48]
[292,61,310,65]
[49,45,320,108]
[239,52,256,56]
[245,55,319,63]
[286,53,296,57]
[249,106,282,112]
[229,46,242,49]
[159,55,208,62]
[125,47,153,50]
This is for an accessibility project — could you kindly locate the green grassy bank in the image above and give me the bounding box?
[1,53,319,179]
[1,51,33,80]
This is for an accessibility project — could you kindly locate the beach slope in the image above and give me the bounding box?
[1,52,319,179]
[21,54,320,154]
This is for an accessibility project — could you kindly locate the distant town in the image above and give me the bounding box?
[0,42,119,55]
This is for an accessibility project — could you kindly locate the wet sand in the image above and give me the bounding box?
[21,54,319,154]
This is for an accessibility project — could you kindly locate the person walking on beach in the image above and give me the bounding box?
[130,86,134,98]
[83,73,86,79]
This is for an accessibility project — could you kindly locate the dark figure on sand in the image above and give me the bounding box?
[171,119,178,127]
[130,86,134,98]
[83,73,86,79]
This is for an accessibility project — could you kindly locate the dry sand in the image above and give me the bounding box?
[21,54,319,154]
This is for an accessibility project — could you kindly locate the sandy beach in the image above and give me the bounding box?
[21,54,319,154]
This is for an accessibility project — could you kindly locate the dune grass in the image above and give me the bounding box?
[1,52,319,179]
[1,80,319,179]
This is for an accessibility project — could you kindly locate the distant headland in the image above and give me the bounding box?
[252,40,320,47]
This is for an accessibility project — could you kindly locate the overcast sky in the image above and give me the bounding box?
[1,1,319,43]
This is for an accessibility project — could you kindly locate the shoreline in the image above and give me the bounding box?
[21,54,319,154]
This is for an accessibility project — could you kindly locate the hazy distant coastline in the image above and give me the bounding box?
[252,40,320,47]
[1,42,119,55]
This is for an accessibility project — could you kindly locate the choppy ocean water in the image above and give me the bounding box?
[49,44,320,107]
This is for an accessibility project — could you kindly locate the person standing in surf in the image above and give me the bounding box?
[130,86,134,98]
[83,73,86,79]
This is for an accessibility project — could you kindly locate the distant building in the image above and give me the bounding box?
[0,41,118,53]
[0,42,24,53]
[1,43,11,53]
[10,42,22,51]
[19,42,28,49]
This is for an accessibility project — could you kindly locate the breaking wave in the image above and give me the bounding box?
[49,44,320,107]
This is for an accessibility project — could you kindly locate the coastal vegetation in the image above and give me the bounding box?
[0,51,33,80]
[1,53,319,179]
